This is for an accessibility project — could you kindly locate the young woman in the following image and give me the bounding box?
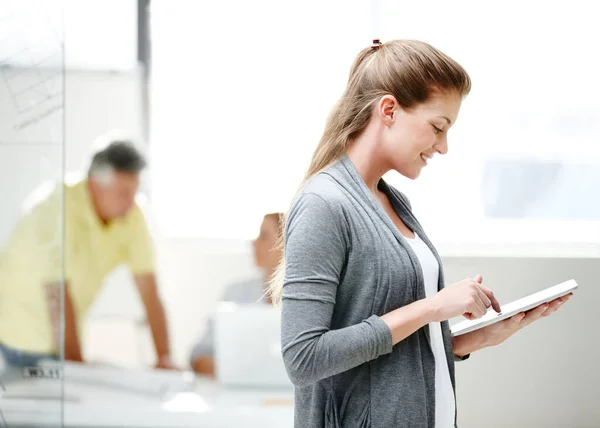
[269,39,570,428]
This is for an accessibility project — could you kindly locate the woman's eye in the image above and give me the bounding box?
[432,125,443,134]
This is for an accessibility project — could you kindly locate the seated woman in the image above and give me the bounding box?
[189,213,283,376]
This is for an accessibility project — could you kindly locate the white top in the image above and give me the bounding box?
[405,232,455,428]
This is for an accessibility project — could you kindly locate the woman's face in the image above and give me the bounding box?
[380,90,462,180]
[252,216,281,271]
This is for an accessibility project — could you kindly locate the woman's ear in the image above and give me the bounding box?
[377,95,397,125]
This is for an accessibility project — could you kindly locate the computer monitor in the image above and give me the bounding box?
[214,303,292,389]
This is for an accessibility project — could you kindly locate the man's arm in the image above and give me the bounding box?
[134,273,173,368]
[45,282,83,362]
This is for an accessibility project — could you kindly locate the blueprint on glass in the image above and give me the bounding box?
[0,0,64,142]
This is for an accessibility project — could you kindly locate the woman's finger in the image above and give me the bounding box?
[481,286,501,313]
[470,290,488,318]
[476,285,492,309]
[466,298,483,319]
[510,312,526,327]
[543,296,567,316]
[521,303,549,326]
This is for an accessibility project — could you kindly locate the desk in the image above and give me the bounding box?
[1,364,294,427]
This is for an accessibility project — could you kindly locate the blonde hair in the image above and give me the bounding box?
[268,39,471,306]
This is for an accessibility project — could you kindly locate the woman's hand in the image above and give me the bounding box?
[428,274,501,323]
[477,293,572,347]
[452,293,573,357]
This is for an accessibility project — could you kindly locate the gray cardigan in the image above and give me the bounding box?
[281,154,465,428]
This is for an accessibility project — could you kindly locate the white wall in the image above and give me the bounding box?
[447,256,599,427]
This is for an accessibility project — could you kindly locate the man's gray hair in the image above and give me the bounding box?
[88,140,147,185]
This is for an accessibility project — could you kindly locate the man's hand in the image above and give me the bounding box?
[134,273,173,370]
[155,355,178,370]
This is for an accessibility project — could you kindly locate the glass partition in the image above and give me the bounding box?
[0,0,65,426]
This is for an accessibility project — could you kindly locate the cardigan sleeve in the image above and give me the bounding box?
[280,192,393,388]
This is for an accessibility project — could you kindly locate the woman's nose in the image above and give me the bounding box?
[435,137,448,155]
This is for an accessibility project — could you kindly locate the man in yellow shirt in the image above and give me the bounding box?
[0,139,175,380]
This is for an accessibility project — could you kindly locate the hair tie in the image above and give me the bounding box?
[371,39,382,50]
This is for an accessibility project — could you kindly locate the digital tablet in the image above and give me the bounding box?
[450,279,578,337]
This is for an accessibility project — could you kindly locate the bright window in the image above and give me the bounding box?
[150,0,600,254]
[149,0,370,239]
